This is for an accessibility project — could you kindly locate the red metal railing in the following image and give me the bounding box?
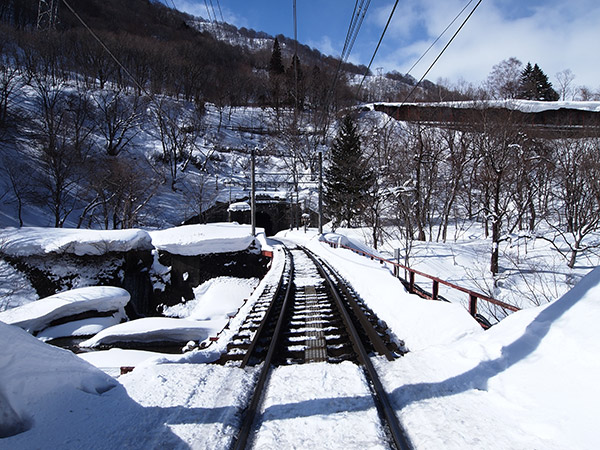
[322,238,519,324]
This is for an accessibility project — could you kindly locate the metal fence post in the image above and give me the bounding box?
[469,294,478,316]
[432,280,439,300]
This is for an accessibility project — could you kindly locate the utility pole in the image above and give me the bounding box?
[37,0,59,31]
[250,147,256,237]
[318,150,323,234]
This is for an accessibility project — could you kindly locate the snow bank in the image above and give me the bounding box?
[79,317,227,347]
[377,265,600,449]
[77,348,175,372]
[36,314,124,342]
[322,231,385,258]
[0,227,153,257]
[163,276,258,320]
[372,99,600,113]
[149,223,260,255]
[0,321,116,438]
[0,286,130,335]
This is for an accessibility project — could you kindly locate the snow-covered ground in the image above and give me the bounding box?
[1,224,599,448]
[320,222,599,322]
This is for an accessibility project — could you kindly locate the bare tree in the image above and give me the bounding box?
[555,69,575,101]
[360,118,399,249]
[31,78,91,227]
[93,88,141,156]
[0,155,33,227]
[79,156,157,229]
[473,109,524,275]
[544,137,600,268]
[0,61,20,126]
[485,57,523,100]
[436,128,474,242]
[151,99,205,190]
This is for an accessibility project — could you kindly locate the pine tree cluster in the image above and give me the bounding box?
[518,62,559,101]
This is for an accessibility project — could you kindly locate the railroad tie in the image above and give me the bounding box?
[303,285,328,363]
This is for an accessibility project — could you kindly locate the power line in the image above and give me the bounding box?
[214,0,225,23]
[60,0,148,97]
[317,0,371,139]
[59,0,215,166]
[203,0,214,22]
[355,0,399,97]
[399,0,485,106]
[404,0,475,81]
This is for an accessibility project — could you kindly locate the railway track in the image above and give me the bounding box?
[220,244,412,450]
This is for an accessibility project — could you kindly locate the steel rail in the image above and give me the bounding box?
[301,247,413,450]
[232,249,295,450]
[317,253,397,361]
[240,250,290,368]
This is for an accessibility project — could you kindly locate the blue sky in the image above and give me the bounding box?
[167,1,599,89]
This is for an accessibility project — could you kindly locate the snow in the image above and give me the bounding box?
[2,224,600,449]
[0,286,129,335]
[0,227,153,257]
[163,276,258,320]
[281,230,483,351]
[0,321,117,439]
[0,259,37,312]
[149,223,260,255]
[227,201,251,212]
[371,99,600,113]
[253,361,388,449]
[79,317,227,348]
[373,265,600,449]
[36,314,123,342]
[77,348,177,374]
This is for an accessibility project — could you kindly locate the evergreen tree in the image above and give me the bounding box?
[286,53,304,109]
[268,37,285,76]
[518,62,559,101]
[324,115,374,228]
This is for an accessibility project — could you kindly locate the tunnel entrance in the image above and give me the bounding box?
[256,211,273,236]
[189,197,319,236]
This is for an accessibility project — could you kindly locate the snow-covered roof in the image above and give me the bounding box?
[227,201,251,212]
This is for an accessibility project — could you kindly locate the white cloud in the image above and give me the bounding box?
[373,0,600,88]
[307,36,338,57]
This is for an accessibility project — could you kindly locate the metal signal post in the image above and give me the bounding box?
[251,147,256,237]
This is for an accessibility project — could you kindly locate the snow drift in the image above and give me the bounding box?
[0,227,153,257]
[0,321,117,438]
[0,286,130,335]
